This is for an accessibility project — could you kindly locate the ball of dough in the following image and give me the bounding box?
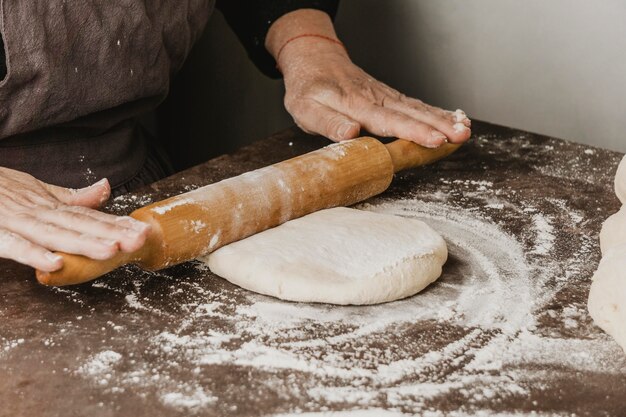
[206,207,448,305]
[615,155,626,205]
[588,244,626,353]
[600,207,626,255]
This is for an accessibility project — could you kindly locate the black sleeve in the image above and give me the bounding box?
[216,0,340,79]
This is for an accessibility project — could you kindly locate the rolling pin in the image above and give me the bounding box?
[36,137,460,286]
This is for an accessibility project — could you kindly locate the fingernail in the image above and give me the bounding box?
[45,252,63,263]
[337,122,355,140]
[454,109,466,122]
[103,239,119,247]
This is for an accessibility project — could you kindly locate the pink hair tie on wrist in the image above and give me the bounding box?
[275,34,346,72]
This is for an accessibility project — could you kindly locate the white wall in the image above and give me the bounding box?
[165,0,626,166]
[337,0,626,152]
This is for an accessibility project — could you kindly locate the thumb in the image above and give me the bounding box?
[45,178,111,208]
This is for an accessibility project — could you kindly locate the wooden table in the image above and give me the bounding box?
[1,121,625,417]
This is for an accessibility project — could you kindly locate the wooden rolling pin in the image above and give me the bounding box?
[36,137,460,286]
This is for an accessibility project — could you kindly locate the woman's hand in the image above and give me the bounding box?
[266,10,471,148]
[0,168,150,272]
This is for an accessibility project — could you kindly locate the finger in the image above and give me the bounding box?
[61,206,152,239]
[290,99,361,142]
[60,206,151,235]
[351,104,449,148]
[380,94,471,144]
[44,178,111,208]
[36,208,148,253]
[0,229,63,272]
[0,213,120,260]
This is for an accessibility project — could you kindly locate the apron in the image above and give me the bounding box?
[0,0,214,195]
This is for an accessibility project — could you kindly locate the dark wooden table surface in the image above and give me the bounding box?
[1,121,625,417]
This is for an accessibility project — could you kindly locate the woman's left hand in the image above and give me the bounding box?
[267,10,472,148]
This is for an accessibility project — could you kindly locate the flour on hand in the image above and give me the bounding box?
[204,207,447,305]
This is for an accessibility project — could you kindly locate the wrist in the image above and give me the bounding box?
[266,9,349,73]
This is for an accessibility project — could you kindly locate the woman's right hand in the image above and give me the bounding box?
[0,167,151,272]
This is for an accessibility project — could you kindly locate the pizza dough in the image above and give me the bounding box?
[588,155,626,353]
[588,245,626,353]
[206,207,448,305]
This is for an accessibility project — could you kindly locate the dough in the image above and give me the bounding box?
[616,155,626,204]
[600,207,626,255]
[206,207,448,305]
[588,245,626,353]
[588,155,626,354]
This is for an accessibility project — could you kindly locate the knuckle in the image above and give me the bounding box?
[284,96,310,117]
[325,113,347,132]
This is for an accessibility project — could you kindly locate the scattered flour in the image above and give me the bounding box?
[530,214,555,255]
[1,338,25,357]
[160,388,217,411]
[64,190,626,414]
[77,351,123,386]
[110,193,153,212]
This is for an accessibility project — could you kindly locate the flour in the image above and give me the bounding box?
[151,197,194,215]
[78,350,123,386]
[110,193,153,212]
[454,109,467,123]
[453,123,466,133]
[1,338,25,358]
[530,214,555,255]
[160,388,217,410]
[187,220,207,234]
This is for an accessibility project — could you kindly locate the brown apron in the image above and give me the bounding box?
[0,0,214,194]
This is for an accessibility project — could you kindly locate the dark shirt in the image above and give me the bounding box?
[0,0,338,191]
[0,1,339,81]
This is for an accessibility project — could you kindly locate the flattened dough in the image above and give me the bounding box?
[206,207,447,305]
[588,155,626,354]
[588,245,626,353]
[600,207,626,255]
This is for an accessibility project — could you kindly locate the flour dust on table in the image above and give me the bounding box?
[204,207,448,305]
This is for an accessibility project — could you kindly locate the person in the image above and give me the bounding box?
[0,1,471,273]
